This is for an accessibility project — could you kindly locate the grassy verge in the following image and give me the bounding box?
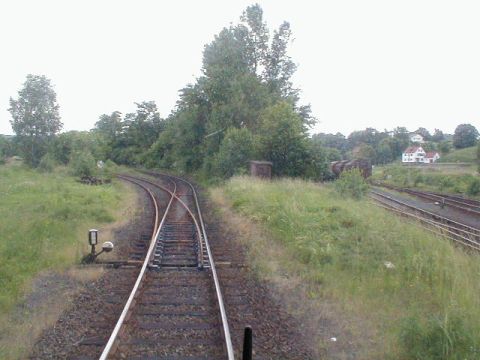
[213,176,480,359]
[372,163,480,196]
[0,161,127,357]
[438,146,477,163]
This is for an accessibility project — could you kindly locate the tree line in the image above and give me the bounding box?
[3,4,479,177]
[314,124,479,165]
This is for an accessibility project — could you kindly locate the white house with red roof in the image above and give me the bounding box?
[424,151,440,163]
[402,146,440,163]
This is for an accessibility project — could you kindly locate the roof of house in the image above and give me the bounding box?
[403,146,424,154]
[425,152,439,158]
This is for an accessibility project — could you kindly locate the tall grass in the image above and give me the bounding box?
[221,176,480,359]
[0,162,123,313]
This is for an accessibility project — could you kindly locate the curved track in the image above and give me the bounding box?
[100,173,233,360]
[370,190,480,251]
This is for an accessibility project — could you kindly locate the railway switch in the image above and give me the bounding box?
[82,229,115,263]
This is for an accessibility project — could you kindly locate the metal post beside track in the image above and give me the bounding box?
[242,326,253,360]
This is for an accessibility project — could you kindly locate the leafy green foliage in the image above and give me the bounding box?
[50,131,106,165]
[256,102,309,177]
[453,123,479,149]
[438,140,453,155]
[0,136,16,160]
[93,102,164,166]
[414,127,432,141]
[141,5,319,179]
[467,178,480,196]
[214,128,255,177]
[69,151,96,178]
[334,169,369,199]
[432,128,445,142]
[353,143,376,162]
[8,75,63,167]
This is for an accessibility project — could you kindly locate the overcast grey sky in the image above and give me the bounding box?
[1,0,479,136]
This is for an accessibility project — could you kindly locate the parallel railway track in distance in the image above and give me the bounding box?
[372,181,480,217]
[370,190,480,252]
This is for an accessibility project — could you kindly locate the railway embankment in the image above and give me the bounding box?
[0,163,134,359]
[211,176,480,359]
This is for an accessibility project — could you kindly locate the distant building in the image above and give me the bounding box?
[403,146,425,162]
[402,146,440,163]
[424,151,440,163]
[410,133,425,143]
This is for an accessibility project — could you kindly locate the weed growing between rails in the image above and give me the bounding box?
[0,162,127,357]
[218,176,480,359]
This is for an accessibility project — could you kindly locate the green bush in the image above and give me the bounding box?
[69,151,96,178]
[97,159,118,182]
[37,154,56,173]
[467,178,480,196]
[334,169,369,199]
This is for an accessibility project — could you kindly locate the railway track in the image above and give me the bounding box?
[101,173,234,359]
[372,181,480,216]
[370,190,480,251]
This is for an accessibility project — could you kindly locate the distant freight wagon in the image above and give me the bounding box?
[330,159,372,179]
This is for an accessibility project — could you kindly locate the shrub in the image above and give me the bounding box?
[37,154,56,172]
[438,177,455,191]
[334,169,369,199]
[467,178,480,196]
[69,151,96,178]
[98,159,118,182]
[414,174,424,186]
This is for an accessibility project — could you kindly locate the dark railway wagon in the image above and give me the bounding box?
[330,159,372,178]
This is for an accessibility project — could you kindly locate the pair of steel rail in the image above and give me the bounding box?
[370,190,480,251]
[99,173,234,360]
[372,181,480,216]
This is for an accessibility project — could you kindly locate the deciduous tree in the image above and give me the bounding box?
[453,124,479,149]
[8,75,63,166]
